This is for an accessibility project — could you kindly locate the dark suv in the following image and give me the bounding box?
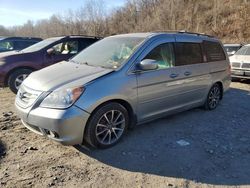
[0,35,100,93]
[0,37,42,53]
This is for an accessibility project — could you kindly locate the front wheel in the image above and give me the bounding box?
[204,83,222,110]
[84,102,129,149]
[8,69,32,94]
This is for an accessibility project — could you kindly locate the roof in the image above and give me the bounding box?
[109,31,218,40]
[0,36,42,41]
[53,35,102,40]
[110,33,153,38]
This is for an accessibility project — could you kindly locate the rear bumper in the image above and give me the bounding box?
[15,104,90,145]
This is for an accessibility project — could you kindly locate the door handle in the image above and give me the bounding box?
[170,73,178,78]
[184,71,191,76]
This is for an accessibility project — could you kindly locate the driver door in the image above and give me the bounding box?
[136,39,189,122]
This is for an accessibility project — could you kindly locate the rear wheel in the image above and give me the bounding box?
[8,69,32,94]
[204,83,222,110]
[84,102,129,149]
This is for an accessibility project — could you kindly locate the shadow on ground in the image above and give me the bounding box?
[75,87,250,186]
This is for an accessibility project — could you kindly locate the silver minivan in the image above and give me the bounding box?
[15,32,231,148]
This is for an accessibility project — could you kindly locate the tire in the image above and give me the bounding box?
[8,69,32,94]
[204,83,222,110]
[84,102,129,149]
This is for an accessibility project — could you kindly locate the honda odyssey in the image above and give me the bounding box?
[15,32,231,148]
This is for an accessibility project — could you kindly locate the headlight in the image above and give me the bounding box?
[40,86,85,109]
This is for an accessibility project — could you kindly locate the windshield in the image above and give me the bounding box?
[71,36,145,69]
[235,46,250,55]
[22,37,59,53]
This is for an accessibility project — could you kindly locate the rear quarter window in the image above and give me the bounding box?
[204,41,226,62]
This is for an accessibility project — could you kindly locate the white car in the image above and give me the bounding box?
[229,44,250,80]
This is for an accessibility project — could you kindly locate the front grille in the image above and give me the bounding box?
[16,85,42,108]
[231,62,241,68]
[242,63,250,69]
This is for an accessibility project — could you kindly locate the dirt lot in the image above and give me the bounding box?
[0,82,250,188]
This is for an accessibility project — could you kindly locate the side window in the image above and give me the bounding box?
[52,41,79,55]
[203,41,226,62]
[143,43,175,69]
[175,42,203,66]
[0,40,14,51]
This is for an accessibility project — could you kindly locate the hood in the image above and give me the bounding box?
[22,61,113,91]
[0,51,18,59]
[0,50,37,63]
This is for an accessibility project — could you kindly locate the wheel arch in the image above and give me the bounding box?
[4,66,35,86]
[83,99,137,142]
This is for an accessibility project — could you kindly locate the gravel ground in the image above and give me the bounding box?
[0,81,250,188]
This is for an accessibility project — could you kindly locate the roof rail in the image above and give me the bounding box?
[152,30,215,38]
[152,30,180,33]
[178,30,215,38]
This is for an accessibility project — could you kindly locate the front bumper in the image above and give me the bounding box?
[15,104,90,145]
[231,69,250,79]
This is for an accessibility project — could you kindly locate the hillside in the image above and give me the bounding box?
[0,0,250,43]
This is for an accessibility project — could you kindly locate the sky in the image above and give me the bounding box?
[0,0,126,27]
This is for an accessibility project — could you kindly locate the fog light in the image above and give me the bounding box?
[49,131,59,138]
[44,129,59,138]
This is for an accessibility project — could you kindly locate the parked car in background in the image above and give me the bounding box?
[0,35,100,93]
[0,36,42,53]
[229,44,250,80]
[224,43,243,56]
[15,31,231,148]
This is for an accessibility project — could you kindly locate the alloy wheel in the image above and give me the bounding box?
[208,85,221,109]
[15,74,28,90]
[95,110,126,145]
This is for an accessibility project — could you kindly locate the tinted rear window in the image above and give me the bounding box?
[204,41,226,61]
[175,42,203,66]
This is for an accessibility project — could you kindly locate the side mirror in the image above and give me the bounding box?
[138,59,158,71]
[46,48,55,55]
